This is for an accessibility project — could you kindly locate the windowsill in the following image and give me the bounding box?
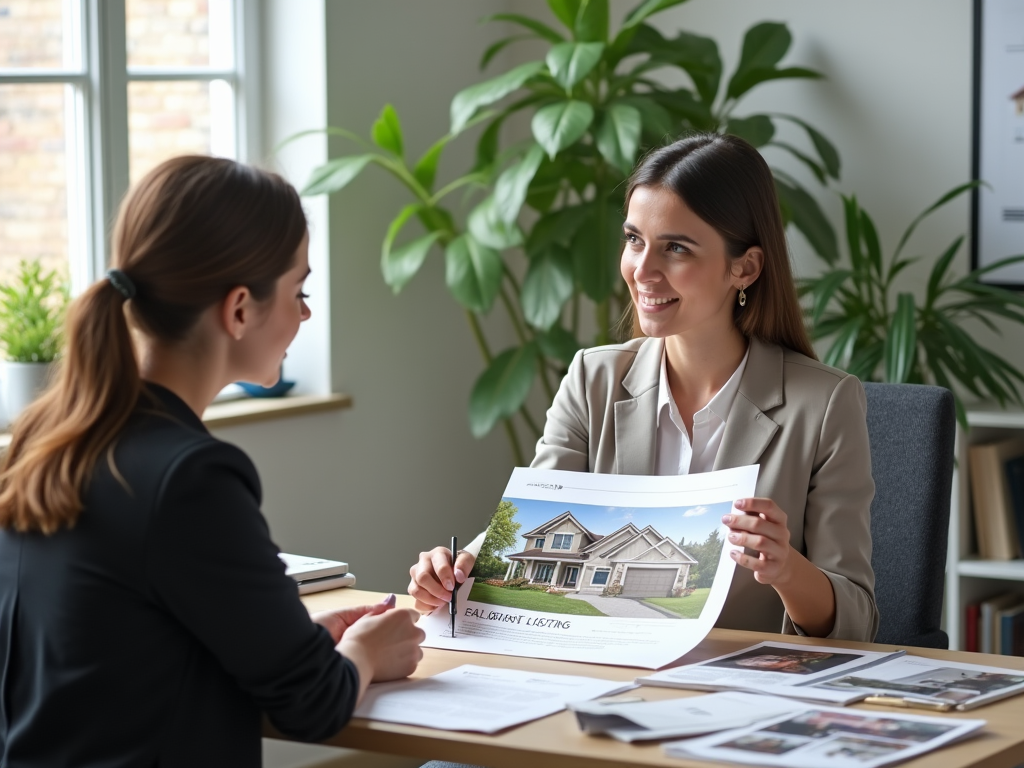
[0,392,352,449]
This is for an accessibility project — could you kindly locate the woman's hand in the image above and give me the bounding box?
[311,594,396,644]
[339,607,425,693]
[408,546,476,613]
[723,497,793,585]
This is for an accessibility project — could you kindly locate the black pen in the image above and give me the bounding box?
[450,536,458,638]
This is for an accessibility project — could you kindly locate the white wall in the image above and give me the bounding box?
[225,0,1019,596]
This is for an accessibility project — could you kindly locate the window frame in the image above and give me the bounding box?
[534,537,545,549]
[551,533,573,550]
[590,568,611,586]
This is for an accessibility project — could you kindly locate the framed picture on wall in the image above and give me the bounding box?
[973,0,1024,288]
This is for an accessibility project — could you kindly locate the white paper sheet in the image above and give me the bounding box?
[353,664,634,733]
[639,641,905,704]
[666,697,985,768]
[421,466,758,669]
[570,690,805,742]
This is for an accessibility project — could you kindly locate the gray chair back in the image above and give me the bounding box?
[863,382,955,648]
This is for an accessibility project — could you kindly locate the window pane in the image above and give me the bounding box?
[126,0,234,68]
[128,79,212,185]
[0,84,71,282]
[0,0,72,69]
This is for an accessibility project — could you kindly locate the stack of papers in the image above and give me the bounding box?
[353,664,634,733]
[278,553,356,594]
[665,693,985,768]
[639,642,905,704]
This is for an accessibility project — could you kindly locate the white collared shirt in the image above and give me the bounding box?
[655,348,749,475]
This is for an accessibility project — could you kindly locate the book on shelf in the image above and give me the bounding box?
[966,602,980,653]
[968,438,1024,560]
[999,601,1024,656]
[979,593,1023,654]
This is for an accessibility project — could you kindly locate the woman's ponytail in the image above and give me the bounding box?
[0,155,306,533]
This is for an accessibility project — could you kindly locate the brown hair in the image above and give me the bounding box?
[0,156,307,533]
[623,133,816,359]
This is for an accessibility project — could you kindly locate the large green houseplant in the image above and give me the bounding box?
[299,0,842,464]
[800,182,1024,426]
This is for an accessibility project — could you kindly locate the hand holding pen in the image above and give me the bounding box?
[449,536,458,638]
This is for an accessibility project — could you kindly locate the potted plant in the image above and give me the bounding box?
[799,182,1024,426]
[0,260,69,424]
[294,0,842,464]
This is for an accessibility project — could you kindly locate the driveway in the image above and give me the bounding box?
[564,592,674,619]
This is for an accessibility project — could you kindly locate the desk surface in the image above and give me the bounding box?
[295,588,1024,768]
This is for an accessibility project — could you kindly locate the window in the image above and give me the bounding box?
[590,568,610,586]
[534,538,545,549]
[0,0,255,294]
[533,564,554,584]
[551,533,573,550]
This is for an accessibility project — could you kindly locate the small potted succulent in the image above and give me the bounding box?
[0,261,69,423]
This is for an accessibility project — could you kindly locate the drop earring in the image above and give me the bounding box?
[738,285,747,307]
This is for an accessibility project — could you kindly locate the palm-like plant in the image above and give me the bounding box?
[800,182,1024,425]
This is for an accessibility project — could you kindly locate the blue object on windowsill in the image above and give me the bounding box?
[236,368,296,398]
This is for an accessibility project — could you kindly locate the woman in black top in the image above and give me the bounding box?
[0,156,424,767]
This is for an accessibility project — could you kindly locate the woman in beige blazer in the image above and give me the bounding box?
[410,133,878,643]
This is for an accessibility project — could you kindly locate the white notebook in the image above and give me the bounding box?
[279,553,355,593]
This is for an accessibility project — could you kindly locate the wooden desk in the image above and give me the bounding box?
[290,588,1024,768]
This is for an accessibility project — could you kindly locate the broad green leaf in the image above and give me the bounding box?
[775,178,838,264]
[574,0,609,42]
[884,292,917,383]
[469,343,539,437]
[522,245,574,329]
[822,316,864,369]
[572,202,624,302]
[595,103,642,174]
[726,22,791,99]
[468,195,524,250]
[859,209,883,277]
[531,100,595,159]
[810,269,853,324]
[474,115,505,173]
[415,205,456,236]
[546,41,605,90]
[525,155,566,212]
[651,89,714,130]
[843,195,864,273]
[526,204,590,255]
[615,95,675,142]
[622,0,690,29]
[769,141,827,184]
[484,13,565,43]
[450,61,545,133]
[479,35,531,71]
[894,181,984,260]
[646,30,722,105]
[726,114,775,148]
[537,324,582,364]
[381,203,435,292]
[445,234,504,313]
[302,155,375,196]
[774,114,840,179]
[413,136,449,191]
[371,104,403,157]
[547,0,581,31]
[494,143,546,225]
[727,66,822,101]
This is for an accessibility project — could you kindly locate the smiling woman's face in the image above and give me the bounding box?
[620,185,743,340]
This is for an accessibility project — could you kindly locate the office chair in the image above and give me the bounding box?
[863,382,956,648]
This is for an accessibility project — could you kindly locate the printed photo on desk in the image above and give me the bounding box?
[420,465,758,668]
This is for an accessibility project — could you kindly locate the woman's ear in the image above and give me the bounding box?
[220,286,253,341]
[733,246,764,288]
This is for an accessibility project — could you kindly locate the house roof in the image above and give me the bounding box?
[580,522,641,554]
[619,538,698,564]
[521,510,600,541]
[505,548,586,562]
[598,525,667,560]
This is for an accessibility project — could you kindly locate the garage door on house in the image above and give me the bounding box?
[620,568,677,598]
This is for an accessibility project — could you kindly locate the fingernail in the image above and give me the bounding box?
[379,593,396,608]
[454,569,466,583]
[730,550,740,559]
[728,532,740,543]
[443,580,454,591]
[722,515,733,525]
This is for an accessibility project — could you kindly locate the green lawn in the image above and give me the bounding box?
[643,588,712,619]
[468,583,606,616]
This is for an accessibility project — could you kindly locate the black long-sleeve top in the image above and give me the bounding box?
[0,384,359,767]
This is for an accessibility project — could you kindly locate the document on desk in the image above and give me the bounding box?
[639,641,906,704]
[420,465,757,669]
[665,698,985,768]
[353,664,634,733]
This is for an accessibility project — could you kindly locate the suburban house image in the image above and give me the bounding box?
[501,511,698,598]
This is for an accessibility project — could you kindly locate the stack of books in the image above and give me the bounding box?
[279,553,356,594]
[968,438,1024,561]
[964,593,1024,654]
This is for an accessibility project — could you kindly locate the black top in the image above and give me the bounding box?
[0,385,359,767]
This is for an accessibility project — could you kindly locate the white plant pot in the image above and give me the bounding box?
[3,361,53,425]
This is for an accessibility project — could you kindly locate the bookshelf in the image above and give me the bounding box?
[947,404,1024,650]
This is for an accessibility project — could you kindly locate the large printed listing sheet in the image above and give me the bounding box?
[420,465,758,669]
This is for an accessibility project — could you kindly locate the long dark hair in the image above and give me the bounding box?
[624,133,815,359]
[0,156,307,533]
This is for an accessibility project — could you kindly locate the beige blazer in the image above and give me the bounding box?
[531,336,878,642]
